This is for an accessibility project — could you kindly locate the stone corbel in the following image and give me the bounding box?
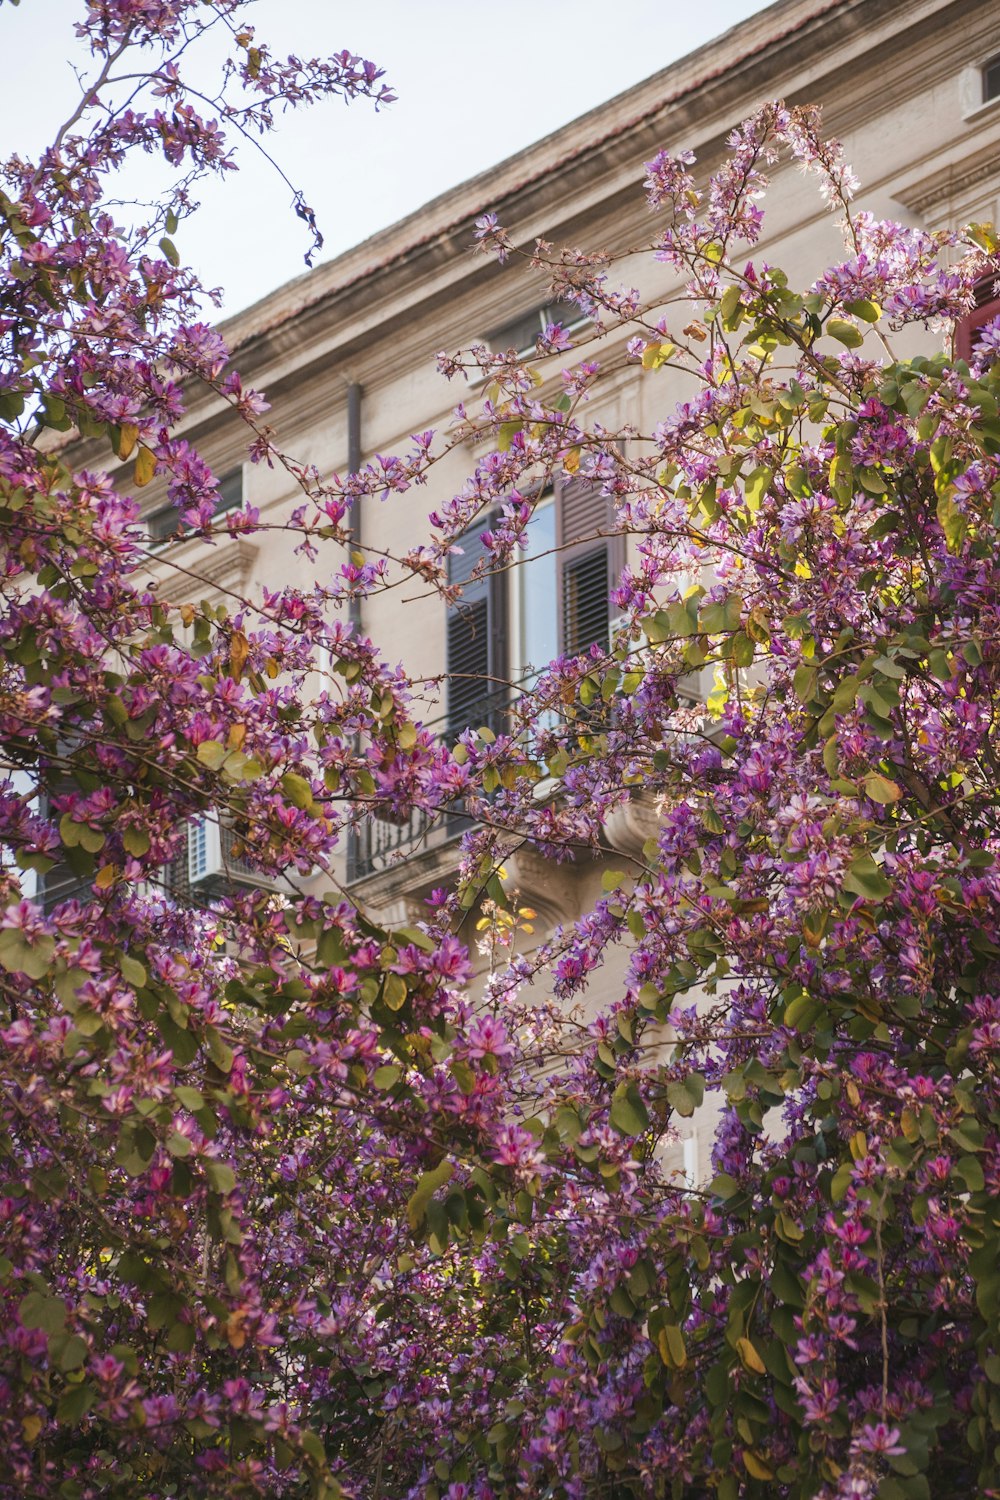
[602,791,662,863]
[501,844,585,933]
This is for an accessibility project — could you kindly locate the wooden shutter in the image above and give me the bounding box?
[957,271,1000,362]
[446,517,507,741]
[555,474,624,655]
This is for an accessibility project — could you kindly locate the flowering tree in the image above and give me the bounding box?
[1,6,998,1498]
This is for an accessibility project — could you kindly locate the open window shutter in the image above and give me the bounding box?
[555,474,624,655]
[446,517,507,741]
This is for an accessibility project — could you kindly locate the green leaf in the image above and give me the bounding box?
[830,1161,854,1202]
[609,1085,649,1136]
[19,1291,67,1334]
[206,1028,234,1073]
[844,298,880,322]
[793,665,818,703]
[49,1331,88,1372]
[56,1382,95,1426]
[195,740,226,771]
[957,1154,985,1192]
[134,445,156,487]
[709,1172,740,1200]
[382,973,408,1011]
[666,1073,705,1118]
[158,236,179,267]
[120,954,147,989]
[826,318,864,347]
[0,928,56,980]
[641,340,675,370]
[281,771,315,811]
[205,1160,236,1194]
[843,853,892,903]
[744,467,771,509]
[59,814,105,854]
[122,826,151,857]
[719,284,743,330]
[407,1159,454,1231]
[736,1335,766,1374]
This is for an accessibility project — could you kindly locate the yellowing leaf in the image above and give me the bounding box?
[229,630,249,684]
[736,1336,766,1375]
[382,973,408,1011]
[641,341,675,371]
[862,772,902,805]
[657,1322,687,1369]
[117,423,139,460]
[743,1452,774,1481]
[134,445,156,487]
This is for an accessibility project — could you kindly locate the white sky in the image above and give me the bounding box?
[3,0,773,319]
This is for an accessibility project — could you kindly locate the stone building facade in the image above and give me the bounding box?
[135,0,1000,1181]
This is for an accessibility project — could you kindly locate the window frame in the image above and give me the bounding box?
[488,299,589,361]
[957,270,1000,363]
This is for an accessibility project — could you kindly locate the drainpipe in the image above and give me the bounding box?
[346,380,363,633]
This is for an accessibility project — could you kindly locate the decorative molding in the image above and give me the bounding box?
[501,845,587,932]
[603,793,662,863]
[146,539,259,609]
[896,138,1000,218]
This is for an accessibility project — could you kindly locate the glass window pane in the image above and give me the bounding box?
[517,501,558,678]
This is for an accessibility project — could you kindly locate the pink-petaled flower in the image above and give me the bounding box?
[850,1422,905,1457]
[90,1353,124,1384]
[492,1125,544,1175]
[463,1013,514,1064]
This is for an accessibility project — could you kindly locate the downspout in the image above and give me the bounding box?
[344,380,364,883]
[346,380,363,633]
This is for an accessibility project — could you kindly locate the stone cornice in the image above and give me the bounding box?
[895,134,1000,218]
[173,0,985,448]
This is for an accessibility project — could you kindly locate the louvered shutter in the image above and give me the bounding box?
[446,517,507,741]
[555,474,624,655]
[957,272,1000,362]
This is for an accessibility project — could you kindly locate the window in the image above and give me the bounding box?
[983,55,1000,104]
[488,299,587,359]
[556,474,624,656]
[446,474,624,741]
[446,515,508,743]
[957,270,1000,362]
[514,497,558,681]
[147,467,243,545]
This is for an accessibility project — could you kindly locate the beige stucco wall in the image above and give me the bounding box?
[134,0,1000,1186]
